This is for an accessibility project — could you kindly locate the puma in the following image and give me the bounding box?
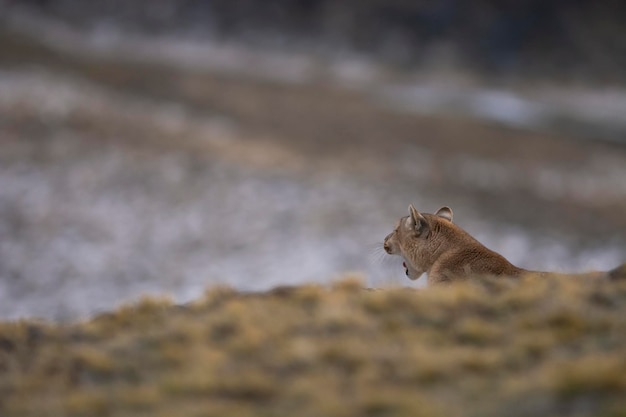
[383,205,626,284]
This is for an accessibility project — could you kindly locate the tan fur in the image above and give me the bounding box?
[383,205,626,284]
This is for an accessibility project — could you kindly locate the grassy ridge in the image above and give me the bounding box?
[1,275,626,417]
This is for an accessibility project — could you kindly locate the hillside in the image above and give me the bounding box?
[2,26,626,319]
[3,1,626,81]
[2,275,626,417]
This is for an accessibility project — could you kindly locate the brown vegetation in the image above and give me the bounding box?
[1,275,626,417]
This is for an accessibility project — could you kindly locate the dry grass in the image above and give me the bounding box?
[1,275,626,417]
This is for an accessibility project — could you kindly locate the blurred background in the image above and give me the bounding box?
[1,0,625,320]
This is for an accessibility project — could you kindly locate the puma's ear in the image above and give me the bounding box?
[435,206,453,222]
[408,204,428,234]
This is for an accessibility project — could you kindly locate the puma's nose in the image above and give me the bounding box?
[383,234,393,254]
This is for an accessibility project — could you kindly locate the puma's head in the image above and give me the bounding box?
[383,205,453,280]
